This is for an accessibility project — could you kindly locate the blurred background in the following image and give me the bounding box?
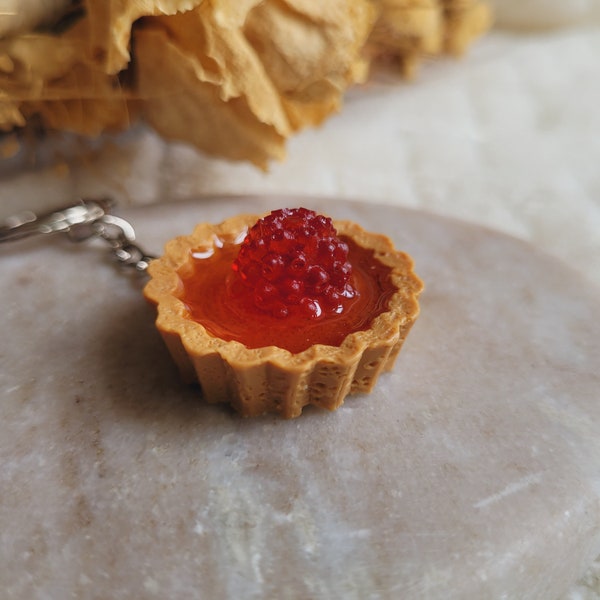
[1,2,599,594]
[0,0,598,291]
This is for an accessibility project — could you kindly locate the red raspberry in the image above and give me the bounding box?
[232,208,358,318]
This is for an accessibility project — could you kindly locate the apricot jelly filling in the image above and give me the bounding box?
[177,208,397,354]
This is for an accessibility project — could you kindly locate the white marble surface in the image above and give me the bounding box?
[1,19,600,600]
[1,197,600,600]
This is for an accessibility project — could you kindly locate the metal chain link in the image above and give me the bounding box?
[89,215,155,272]
[0,198,156,272]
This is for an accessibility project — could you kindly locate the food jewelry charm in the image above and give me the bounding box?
[1,200,423,418]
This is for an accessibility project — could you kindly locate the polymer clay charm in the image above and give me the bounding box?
[1,200,422,418]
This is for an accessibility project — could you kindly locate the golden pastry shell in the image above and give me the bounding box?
[144,213,423,418]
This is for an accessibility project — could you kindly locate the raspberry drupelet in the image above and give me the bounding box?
[231,208,358,319]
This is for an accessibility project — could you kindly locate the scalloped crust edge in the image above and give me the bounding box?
[144,213,423,418]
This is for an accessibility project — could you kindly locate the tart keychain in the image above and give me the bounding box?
[1,199,423,418]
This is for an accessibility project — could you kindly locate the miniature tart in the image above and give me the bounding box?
[144,209,423,418]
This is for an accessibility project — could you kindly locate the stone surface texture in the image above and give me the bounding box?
[1,13,600,600]
[1,197,600,600]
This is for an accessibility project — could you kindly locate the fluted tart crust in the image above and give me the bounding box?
[144,212,423,418]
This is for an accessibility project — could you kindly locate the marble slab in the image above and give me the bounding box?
[1,196,600,599]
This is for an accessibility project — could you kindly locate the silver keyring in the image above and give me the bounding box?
[0,198,155,272]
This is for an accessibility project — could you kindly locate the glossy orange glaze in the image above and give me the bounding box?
[178,236,396,353]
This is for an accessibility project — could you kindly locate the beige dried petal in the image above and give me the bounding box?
[22,80,133,136]
[0,22,133,134]
[135,0,374,164]
[0,0,492,164]
[244,0,374,128]
[0,34,80,88]
[366,0,491,75]
[135,25,286,168]
[444,2,493,54]
[0,54,15,74]
[150,5,291,138]
[0,97,25,131]
[206,0,263,28]
[83,0,204,74]
[365,1,441,76]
